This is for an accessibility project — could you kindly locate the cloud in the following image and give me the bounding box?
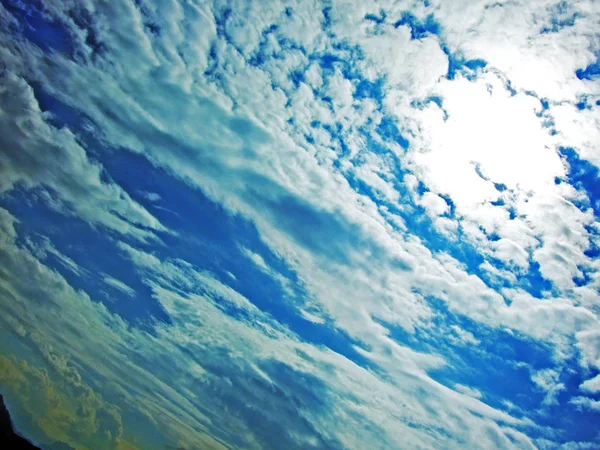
[454,384,483,400]
[0,0,599,448]
[569,396,600,413]
[449,325,480,346]
[580,374,600,394]
[140,192,161,203]
[0,206,541,449]
[531,369,566,407]
[0,207,227,449]
[0,72,164,241]
[103,275,136,298]
[431,0,600,100]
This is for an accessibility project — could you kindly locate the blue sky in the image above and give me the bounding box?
[0,0,600,449]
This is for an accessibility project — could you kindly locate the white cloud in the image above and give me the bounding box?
[570,396,600,413]
[0,72,163,241]
[1,0,600,447]
[454,383,483,399]
[103,275,136,297]
[419,191,449,217]
[531,369,565,406]
[409,73,562,206]
[449,325,481,346]
[433,0,600,100]
[553,103,600,167]
[580,374,600,394]
[0,207,539,449]
[356,27,448,97]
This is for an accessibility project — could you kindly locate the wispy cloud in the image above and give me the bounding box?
[103,275,136,298]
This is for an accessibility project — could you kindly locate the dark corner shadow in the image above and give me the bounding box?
[0,393,40,449]
[0,393,75,450]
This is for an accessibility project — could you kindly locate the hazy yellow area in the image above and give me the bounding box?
[0,353,140,450]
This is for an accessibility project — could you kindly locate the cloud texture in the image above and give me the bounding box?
[0,0,599,448]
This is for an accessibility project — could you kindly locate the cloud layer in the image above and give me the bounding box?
[0,0,599,448]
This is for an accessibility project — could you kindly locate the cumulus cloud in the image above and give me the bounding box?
[580,374,600,394]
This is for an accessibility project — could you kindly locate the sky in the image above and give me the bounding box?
[0,0,599,449]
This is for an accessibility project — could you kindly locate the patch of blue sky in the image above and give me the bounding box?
[354,77,386,104]
[100,150,375,369]
[576,54,600,81]
[203,42,225,85]
[313,50,360,81]
[132,0,161,36]
[573,266,593,288]
[559,147,600,289]
[426,95,443,109]
[30,81,90,133]
[213,5,232,40]
[524,92,552,122]
[321,3,333,34]
[541,1,580,34]
[3,76,375,369]
[0,187,170,328]
[314,52,342,83]
[584,232,600,259]
[289,69,305,88]
[541,12,580,34]
[575,96,590,111]
[364,10,387,25]
[550,366,600,442]
[491,254,553,298]
[249,23,308,69]
[445,51,488,81]
[2,0,74,55]
[412,95,449,120]
[560,147,600,218]
[379,298,600,443]
[380,317,551,410]
[376,116,410,149]
[393,12,440,40]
